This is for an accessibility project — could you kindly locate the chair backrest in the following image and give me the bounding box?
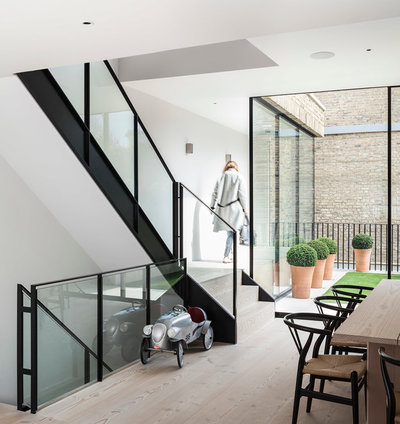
[314,295,362,319]
[284,313,345,370]
[331,284,374,301]
[379,348,400,424]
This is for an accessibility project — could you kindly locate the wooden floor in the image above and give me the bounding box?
[0,318,365,424]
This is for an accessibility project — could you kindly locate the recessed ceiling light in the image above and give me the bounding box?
[310,51,335,60]
[82,21,94,25]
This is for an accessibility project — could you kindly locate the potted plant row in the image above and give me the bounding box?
[286,236,338,299]
[352,233,373,272]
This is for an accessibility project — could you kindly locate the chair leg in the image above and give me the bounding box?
[292,372,303,424]
[306,376,315,413]
[319,378,325,394]
[351,371,359,424]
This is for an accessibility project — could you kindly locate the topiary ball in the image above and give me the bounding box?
[318,237,338,255]
[307,240,329,260]
[352,233,373,249]
[286,244,317,267]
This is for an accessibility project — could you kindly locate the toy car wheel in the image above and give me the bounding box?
[140,338,150,364]
[202,325,214,350]
[176,340,184,368]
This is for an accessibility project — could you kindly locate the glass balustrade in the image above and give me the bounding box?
[49,61,174,253]
[21,259,185,411]
[181,185,236,315]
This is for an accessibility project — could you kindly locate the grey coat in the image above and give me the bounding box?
[210,169,248,232]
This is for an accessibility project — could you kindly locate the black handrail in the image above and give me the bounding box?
[104,60,176,184]
[180,183,237,233]
[31,258,182,288]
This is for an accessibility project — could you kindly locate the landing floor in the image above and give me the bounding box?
[1,318,364,424]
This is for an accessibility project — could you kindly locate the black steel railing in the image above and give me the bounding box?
[273,221,399,271]
[17,258,186,413]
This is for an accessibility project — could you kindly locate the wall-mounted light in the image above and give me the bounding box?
[186,143,193,154]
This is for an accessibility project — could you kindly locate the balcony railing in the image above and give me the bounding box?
[274,222,399,271]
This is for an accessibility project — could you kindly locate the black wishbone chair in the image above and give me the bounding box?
[314,295,366,355]
[379,347,400,424]
[284,313,367,424]
[331,284,374,304]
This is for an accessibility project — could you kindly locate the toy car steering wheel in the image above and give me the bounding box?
[173,304,187,313]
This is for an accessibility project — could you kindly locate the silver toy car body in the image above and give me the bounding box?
[140,305,213,368]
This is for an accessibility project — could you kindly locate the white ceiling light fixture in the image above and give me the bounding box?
[310,51,335,59]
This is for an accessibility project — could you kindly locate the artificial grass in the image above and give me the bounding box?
[322,272,400,297]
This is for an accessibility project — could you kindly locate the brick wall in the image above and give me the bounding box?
[313,87,400,224]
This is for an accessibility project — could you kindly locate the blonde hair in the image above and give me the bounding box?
[223,160,239,173]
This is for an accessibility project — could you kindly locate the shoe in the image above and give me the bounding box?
[223,257,232,263]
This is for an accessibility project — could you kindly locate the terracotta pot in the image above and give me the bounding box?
[291,265,314,299]
[311,259,327,288]
[323,254,336,280]
[354,248,372,272]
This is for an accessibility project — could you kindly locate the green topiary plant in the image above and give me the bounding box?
[318,237,338,255]
[286,244,317,267]
[307,240,329,260]
[352,233,373,249]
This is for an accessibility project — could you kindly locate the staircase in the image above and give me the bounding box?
[16,60,275,413]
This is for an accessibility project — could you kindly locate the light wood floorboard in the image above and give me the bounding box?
[0,318,365,424]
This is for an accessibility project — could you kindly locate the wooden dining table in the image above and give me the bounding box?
[332,279,400,424]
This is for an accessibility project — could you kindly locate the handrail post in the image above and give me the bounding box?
[179,183,183,259]
[31,286,38,414]
[233,231,237,318]
[146,265,151,325]
[17,284,24,411]
[173,182,179,258]
[97,274,103,382]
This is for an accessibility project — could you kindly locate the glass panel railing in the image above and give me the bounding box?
[181,184,236,315]
[149,260,185,323]
[37,278,98,352]
[138,124,173,251]
[90,61,135,195]
[49,64,84,120]
[37,305,97,407]
[102,268,147,372]
[49,61,175,254]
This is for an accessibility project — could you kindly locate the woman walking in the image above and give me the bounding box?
[210,161,248,263]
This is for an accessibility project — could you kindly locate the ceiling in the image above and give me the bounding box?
[124,17,400,134]
[1,0,400,134]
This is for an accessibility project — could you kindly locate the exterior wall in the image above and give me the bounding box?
[314,88,390,224]
[263,93,324,137]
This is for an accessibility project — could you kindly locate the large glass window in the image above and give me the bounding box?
[252,99,315,296]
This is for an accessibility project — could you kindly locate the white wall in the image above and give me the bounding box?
[0,155,101,405]
[0,76,151,406]
[123,87,249,263]
[123,86,248,202]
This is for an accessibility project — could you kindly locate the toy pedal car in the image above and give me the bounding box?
[140,305,213,368]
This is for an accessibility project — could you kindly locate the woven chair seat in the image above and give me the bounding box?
[331,340,367,348]
[303,354,366,379]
